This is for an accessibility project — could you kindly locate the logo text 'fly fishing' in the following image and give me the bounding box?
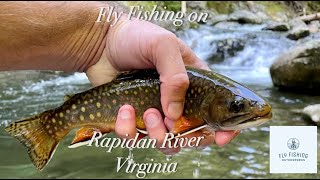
[270,126,317,173]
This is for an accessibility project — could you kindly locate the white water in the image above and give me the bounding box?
[178,24,297,86]
[22,72,89,95]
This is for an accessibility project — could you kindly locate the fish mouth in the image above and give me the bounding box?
[221,111,272,131]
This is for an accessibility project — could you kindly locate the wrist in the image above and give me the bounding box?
[57,2,111,72]
[65,2,131,73]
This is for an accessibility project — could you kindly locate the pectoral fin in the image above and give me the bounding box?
[170,116,206,135]
[71,127,101,145]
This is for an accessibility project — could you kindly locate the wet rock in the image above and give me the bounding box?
[229,10,263,24]
[207,15,230,26]
[308,20,320,33]
[287,19,310,40]
[207,38,245,63]
[302,104,320,125]
[262,21,290,31]
[294,104,320,126]
[270,40,320,93]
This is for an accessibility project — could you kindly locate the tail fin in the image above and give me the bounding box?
[5,116,59,170]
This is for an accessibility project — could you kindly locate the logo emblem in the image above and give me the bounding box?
[287,138,299,150]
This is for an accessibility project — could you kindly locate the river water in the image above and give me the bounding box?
[0,24,319,178]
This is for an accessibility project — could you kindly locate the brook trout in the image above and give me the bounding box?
[5,67,272,170]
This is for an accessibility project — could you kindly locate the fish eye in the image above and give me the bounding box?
[230,100,244,113]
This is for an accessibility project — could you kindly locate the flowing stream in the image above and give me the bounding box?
[0,24,319,178]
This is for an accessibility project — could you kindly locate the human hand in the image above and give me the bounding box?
[86,15,239,154]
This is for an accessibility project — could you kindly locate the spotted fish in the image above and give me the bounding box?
[5,67,272,170]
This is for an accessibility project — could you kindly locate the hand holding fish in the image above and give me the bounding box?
[85,16,240,154]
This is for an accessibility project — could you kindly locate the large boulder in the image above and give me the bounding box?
[206,14,230,26]
[287,19,310,40]
[229,10,263,24]
[270,40,320,93]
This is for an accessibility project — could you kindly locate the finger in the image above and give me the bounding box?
[215,130,240,147]
[115,105,137,139]
[164,117,174,130]
[152,34,189,121]
[143,108,180,155]
[177,39,210,71]
[176,128,215,149]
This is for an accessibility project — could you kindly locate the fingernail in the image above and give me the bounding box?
[168,102,183,119]
[119,109,131,121]
[145,113,160,128]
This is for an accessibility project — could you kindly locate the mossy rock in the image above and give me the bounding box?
[270,40,320,93]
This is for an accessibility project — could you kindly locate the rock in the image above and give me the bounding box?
[207,14,230,26]
[287,19,310,40]
[246,1,257,13]
[270,12,289,22]
[294,104,320,126]
[262,21,290,31]
[255,11,271,22]
[187,1,208,10]
[308,20,320,33]
[270,40,320,93]
[302,104,320,125]
[207,38,245,63]
[229,10,263,24]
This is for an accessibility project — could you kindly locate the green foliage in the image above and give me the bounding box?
[207,1,235,14]
[160,1,182,12]
[256,1,292,16]
[307,1,320,13]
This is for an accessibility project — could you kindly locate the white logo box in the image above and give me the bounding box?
[270,126,317,173]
